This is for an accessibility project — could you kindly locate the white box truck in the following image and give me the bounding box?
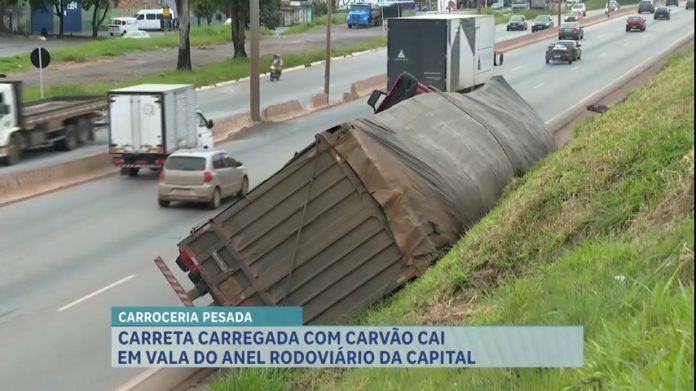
[386,14,502,92]
[107,84,214,177]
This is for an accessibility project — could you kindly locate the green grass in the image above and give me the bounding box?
[281,13,348,35]
[20,36,387,102]
[211,49,695,390]
[0,25,278,74]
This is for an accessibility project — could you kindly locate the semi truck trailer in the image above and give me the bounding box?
[0,81,106,166]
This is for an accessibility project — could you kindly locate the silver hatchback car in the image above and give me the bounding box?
[158,149,249,209]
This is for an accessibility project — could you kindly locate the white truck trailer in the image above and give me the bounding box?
[107,84,214,177]
[386,14,503,92]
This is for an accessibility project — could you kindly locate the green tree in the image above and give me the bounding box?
[192,0,217,25]
[224,0,279,58]
[81,0,116,38]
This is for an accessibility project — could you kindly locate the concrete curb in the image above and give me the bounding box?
[194,48,385,92]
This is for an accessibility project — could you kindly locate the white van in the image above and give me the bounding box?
[107,17,138,36]
[134,9,176,30]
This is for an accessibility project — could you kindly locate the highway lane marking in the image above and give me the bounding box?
[600,52,607,57]
[624,42,630,46]
[533,82,545,89]
[571,66,580,71]
[57,274,136,312]
[512,66,521,71]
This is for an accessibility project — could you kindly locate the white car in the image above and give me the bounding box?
[123,30,151,39]
[571,3,587,16]
[108,17,138,36]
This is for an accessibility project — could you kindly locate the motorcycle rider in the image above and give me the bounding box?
[271,54,283,71]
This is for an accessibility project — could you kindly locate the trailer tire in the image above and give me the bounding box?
[77,118,94,144]
[128,167,140,177]
[3,134,22,166]
[55,124,78,151]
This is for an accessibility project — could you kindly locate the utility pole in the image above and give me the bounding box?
[324,0,332,98]
[557,0,561,27]
[250,0,261,122]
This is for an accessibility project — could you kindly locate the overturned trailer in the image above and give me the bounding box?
[157,76,556,324]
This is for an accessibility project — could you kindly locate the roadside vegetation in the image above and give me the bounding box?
[211,49,695,391]
[0,25,261,73]
[0,13,349,74]
[281,13,348,35]
[20,36,386,102]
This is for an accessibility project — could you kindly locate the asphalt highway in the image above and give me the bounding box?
[0,8,608,175]
[0,5,692,390]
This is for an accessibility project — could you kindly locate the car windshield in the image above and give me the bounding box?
[561,23,577,28]
[350,4,371,11]
[535,16,550,22]
[510,15,524,21]
[110,19,122,25]
[556,41,574,49]
[165,156,206,171]
[628,16,641,21]
[572,4,582,8]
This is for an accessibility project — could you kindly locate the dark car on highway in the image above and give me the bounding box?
[558,22,584,40]
[687,0,694,9]
[666,0,678,6]
[532,15,554,32]
[507,15,528,31]
[625,15,647,31]
[654,6,671,18]
[638,0,655,13]
[564,11,580,22]
[546,40,582,64]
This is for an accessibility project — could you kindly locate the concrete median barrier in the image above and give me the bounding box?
[0,152,116,207]
[262,100,304,122]
[310,93,329,108]
[351,74,388,98]
[496,6,638,52]
[212,112,253,144]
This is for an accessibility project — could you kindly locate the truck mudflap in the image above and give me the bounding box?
[159,76,555,324]
[153,257,195,307]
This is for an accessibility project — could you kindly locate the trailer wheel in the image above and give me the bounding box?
[3,134,21,166]
[77,118,94,144]
[55,124,78,151]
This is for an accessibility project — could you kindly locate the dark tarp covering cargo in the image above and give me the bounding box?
[175,76,555,324]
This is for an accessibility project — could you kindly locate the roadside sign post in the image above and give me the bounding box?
[250,0,261,122]
[30,37,50,100]
[324,0,332,98]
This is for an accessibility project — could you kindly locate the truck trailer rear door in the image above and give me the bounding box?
[109,94,163,153]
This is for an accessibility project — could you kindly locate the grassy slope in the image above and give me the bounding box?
[19,36,387,102]
[212,49,695,391]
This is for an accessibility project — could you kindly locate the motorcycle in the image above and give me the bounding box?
[270,64,282,81]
